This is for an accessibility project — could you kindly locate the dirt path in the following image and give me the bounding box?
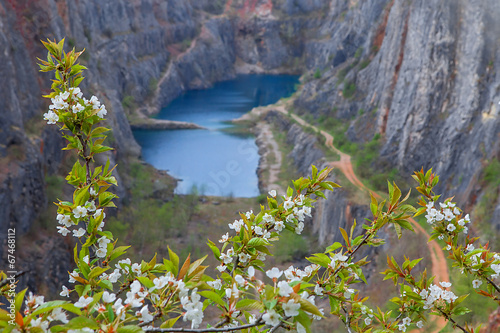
[257,122,286,195]
[266,103,449,332]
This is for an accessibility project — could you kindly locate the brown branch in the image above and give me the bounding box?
[0,271,27,288]
[144,318,264,332]
[269,316,290,333]
[484,275,500,294]
[332,232,371,277]
[437,308,469,333]
[341,305,354,333]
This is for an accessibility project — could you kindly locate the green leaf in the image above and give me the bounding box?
[247,237,270,247]
[160,316,181,329]
[306,253,331,268]
[66,317,99,330]
[98,191,117,207]
[297,297,324,318]
[199,291,226,308]
[207,239,221,260]
[117,326,144,333]
[339,227,349,245]
[452,306,471,316]
[88,266,109,280]
[137,276,154,289]
[73,185,90,207]
[168,246,179,276]
[311,165,318,180]
[99,279,113,291]
[15,288,27,313]
[31,301,79,316]
[326,242,342,252]
[108,246,130,262]
[394,223,402,239]
[236,299,264,311]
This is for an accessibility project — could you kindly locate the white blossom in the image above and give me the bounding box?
[48,307,68,323]
[57,226,70,236]
[262,309,281,326]
[266,267,283,280]
[238,252,250,263]
[284,200,294,210]
[97,105,107,118]
[102,291,116,303]
[72,206,87,218]
[43,110,59,124]
[60,286,70,297]
[282,299,300,317]
[72,228,86,238]
[74,296,93,308]
[277,281,293,297]
[314,284,324,296]
[72,103,85,113]
[207,279,222,290]
[472,279,482,289]
[268,190,277,197]
[295,222,304,234]
[344,288,355,299]
[137,305,154,323]
[274,220,285,232]
[219,232,229,243]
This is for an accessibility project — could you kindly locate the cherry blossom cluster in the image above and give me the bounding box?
[425,201,470,235]
[419,281,458,309]
[43,88,107,125]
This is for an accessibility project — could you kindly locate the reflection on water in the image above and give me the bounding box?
[133,74,299,197]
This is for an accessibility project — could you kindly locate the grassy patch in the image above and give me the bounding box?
[342,81,356,99]
[121,95,136,112]
[472,157,500,243]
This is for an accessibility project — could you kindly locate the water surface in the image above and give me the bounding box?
[133,74,299,197]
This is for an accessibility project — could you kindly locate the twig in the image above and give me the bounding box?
[214,318,229,328]
[0,271,27,288]
[269,316,290,333]
[332,232,371,276]
[484,275,500,294]
[144,319,263,332]
[437,308,469,333]
[342,305,354,333]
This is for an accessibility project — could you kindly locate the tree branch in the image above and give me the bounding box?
[342,305,354,333]
[0,271,26,288]
[144,318,264,332]
[437,308,469,333]
[484,275,500,294]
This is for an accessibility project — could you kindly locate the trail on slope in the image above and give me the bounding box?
[267,104,449,332]
[258,122,286,195]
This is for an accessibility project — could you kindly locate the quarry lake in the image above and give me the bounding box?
[133,74,299,197]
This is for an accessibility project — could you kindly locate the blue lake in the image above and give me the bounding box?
[133,74,299,197]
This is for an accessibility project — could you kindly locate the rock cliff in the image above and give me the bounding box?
[294,0,500,232]
[2,0,500,293]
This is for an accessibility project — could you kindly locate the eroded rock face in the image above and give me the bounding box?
[295,0,500,230]
[2,0,500,291]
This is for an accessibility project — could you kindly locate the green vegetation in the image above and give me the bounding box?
[180,38,192,52]
[473,157,500,243]
[354,47,363,59]
[147,77,158,97]
[360,58,371,69]
[483,158,500,186]
[313,68,322,79]
[121,95,136,111]
[343,81,356,99]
